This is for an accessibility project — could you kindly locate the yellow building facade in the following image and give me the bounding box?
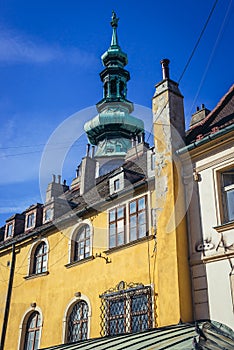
[0,12,193,350]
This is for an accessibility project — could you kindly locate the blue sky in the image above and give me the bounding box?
[0,0,233,226]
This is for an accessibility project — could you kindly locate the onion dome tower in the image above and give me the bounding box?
[84,11,144,175]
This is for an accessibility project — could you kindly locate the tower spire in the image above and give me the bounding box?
[110,11,119,47]
[84,11,144,175]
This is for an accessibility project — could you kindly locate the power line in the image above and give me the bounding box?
[178,0,219,83]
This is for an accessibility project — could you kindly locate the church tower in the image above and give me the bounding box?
[84,11,144,175]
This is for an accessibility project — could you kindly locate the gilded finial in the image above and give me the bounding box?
[111,10,119,28]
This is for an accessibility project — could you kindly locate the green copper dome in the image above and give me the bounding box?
[84,11,144,159]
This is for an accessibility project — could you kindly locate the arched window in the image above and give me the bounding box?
[33,242,48,274]
[24,312,42,350]
[67,301,89,342]
[74,225,90,261]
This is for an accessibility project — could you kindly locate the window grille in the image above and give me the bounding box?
[100,281,152,337]
[67,301,89,343]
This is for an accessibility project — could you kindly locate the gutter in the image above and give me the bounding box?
[176,123,234,155]
[0,243,16,350]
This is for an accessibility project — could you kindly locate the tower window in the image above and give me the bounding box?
[110,79,117,95]
[119,80,125,97]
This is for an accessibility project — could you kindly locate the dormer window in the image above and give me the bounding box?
[6,223,13,238]
[110,172,124,195]
[114,179,120,191]
[45,208,52,222]
[26,213,35,229]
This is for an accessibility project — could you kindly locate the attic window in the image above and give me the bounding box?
[44,208,52,223]
[114,179,120,191]
[26,212,35,229]
[6,223,13,238]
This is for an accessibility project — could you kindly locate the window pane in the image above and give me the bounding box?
[117,207,124,219]
[129,201,136,214]
[138,197,145,210]
[118,231,124,245]
[109,210,115,222]
[138,211,146,225]
[130,227,137,241]
[227,189,234,221]
[117,219,124,232]
[109,235,115,248]
[223,172,234,187]
[67,302,88,342]
[130,214,136,227]
[109,223,116,236]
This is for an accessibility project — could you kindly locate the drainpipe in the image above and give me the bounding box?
[0,243,16,350]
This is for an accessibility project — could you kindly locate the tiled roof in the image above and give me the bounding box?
[40,321,234,350]
[186,84,234,144]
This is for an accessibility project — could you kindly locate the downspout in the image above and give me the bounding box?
[0,243,16,350]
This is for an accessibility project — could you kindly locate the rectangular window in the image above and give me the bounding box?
[44,208,52,222]
[109,206,126,248]
[221,169,234,223]
[100,284,152,336]
[129,196,147,241]
[26,213,35,228]
[114,179,120,191]
[6,223,13,238]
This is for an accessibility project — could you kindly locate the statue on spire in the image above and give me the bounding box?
[111,10,119,28]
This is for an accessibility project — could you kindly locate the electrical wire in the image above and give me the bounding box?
[178,0,219,83]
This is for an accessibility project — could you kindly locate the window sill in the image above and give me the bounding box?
[65,255,94,268]
[105,234,155,255]
[213,221,234,232]
[24,271,49,280]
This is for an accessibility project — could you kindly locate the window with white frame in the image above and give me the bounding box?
[129,196,147,241]
[6,223,13,238]
[100,281,152,336]
[23,311,42,350]
[221,168,234,223]
[44,207,53,223]
[32,242,48,275]
[73,225,91,261]
[67,301,89,342]
[26,212,35,229]
[108,195,148,249]
[109,206,126,248]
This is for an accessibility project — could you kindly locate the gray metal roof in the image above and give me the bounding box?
[40,321,234,350]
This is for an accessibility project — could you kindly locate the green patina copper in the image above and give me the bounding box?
[84,11,144,158]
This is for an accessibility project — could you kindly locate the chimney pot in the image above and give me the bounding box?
[57,175,61,184]
[86,144,90,157]
[91,145,95,158]
[201,103,205,109]
[196,106,200,112]
[160,58,170,80]
[52,174,56,183]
